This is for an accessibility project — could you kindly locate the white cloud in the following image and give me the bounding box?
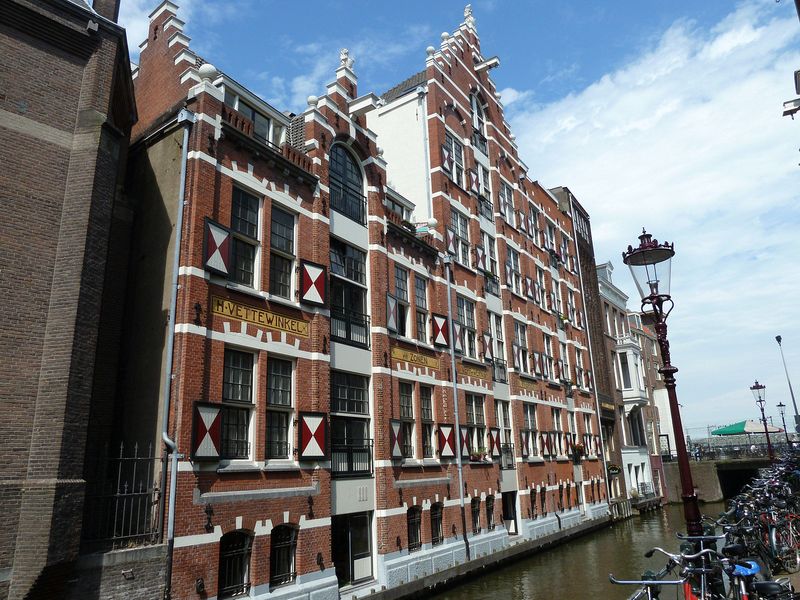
[500,87,534,107]
[509,1,800,430]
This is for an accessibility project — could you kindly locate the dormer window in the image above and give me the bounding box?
[470,94,488,155]
[223,88,284,147]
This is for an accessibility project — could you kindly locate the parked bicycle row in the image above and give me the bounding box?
[611,448,800,599]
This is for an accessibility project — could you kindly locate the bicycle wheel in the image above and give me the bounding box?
[770,525,800,574]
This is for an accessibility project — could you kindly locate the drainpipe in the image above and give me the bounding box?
[163,108,196,600]
[443,253,470,561]
[568,196,612,514]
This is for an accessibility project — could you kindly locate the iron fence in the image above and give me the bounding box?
[82,442,164,551]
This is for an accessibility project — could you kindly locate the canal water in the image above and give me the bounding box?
[430,502,725,600]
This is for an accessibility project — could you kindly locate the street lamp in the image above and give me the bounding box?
[776,335,800,433]
[750,380,774,460]
[622,229,702,537]
[777,402,790,445]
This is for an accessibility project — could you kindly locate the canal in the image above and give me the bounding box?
[429,502,725,600]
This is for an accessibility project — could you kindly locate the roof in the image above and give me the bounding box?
[381,70,426,102]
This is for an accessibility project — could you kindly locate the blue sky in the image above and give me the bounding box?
[121,1,800,433]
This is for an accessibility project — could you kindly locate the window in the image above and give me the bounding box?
[480,231,497,276]
[535,267,546,308]
[399,382,414,458]
[330,238,368,347]
[266,358,292,458]
[567,290,576,323]
[552,408,563,456]
[218,531,252,598]
[523,403,538,456]
[421,386,434,458]
[545,222,556,251]
[530,204,542,246]
[331,371,368,414]
[486,496,495,531]
[450,208,471,266]
[496,400,511,444]
[465,394,485,456]
[551,279,562,315]
[330,145,366,224]
[619,353,632,389]
[513,320,529,374]
[444,131,464,188]
[560,342,570,381]
[470,95,488,155]
[505,246,522,296]
[477,164,490,198]
[456,295,476,358]
[230,188,260,287]
[471,498,481,534]
[499,181,514,221]
[384,195,410,220]
[576,349,586,387]
[430,503,443,546]
[221,349,253,459]
[269,207,294,299]
[270,525,298,587]
[490,312,504,362]
[414,275,428,343]
[407,506,422,552]
[394,266,409,336]
[543,334,554,380]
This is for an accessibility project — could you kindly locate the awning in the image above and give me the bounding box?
[711,420,783,436]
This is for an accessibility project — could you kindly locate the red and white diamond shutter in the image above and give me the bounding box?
[432,314,448,347]
[390,419,403,459]
[565,432,572,453]
[446,228,456,255]
[459,427,470,458]
[521,430,529,457]
[504,261,512,285]
[524,277,533,298]
[438,424,455,458]
[204,220,231,276]
[516,346,524,372]
[540,433,548,456]
[441,144,453,173]
[192,403,221,461]
[298,412,328,460]
[490,428,501,458]
[483,333,493,361]
[469,169,480,194]
[474,245,485,271]
[299,261,326,306]
[386,294,398,333]
[452,321,463,354]
[518,211,527,234]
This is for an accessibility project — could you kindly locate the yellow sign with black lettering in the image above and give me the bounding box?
[461,363,487,380]
[211,296,309,338]
[518,377,537,393]
[391,347,439,369]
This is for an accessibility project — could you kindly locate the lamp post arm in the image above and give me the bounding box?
[777,338,800,430]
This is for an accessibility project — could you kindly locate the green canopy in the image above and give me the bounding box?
[711,420,782,435]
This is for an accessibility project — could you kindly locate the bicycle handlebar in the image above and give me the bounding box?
[608,575,685,586]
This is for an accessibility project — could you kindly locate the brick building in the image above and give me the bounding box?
[0,0,145,597]
[126,3,608,599]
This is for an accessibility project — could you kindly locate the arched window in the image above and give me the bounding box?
[270,525,298,587]
[218,531,252,598]
[470,94,488,154]
[329,144,366,224]
[430,502,443,546]
[406,506,422,552]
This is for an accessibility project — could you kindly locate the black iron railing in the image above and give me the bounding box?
[266,440,290,459]
[82,442,164,551]
[500,443,516,470]
[331,440,374,477]
[331,308,370,348]
[330,180,367,225]
[492,358,508,383]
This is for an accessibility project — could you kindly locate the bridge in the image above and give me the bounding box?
[662,456,773,503]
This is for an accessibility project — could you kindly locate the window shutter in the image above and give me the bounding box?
[459,427,470,458]
[452,321,463,354]
[504,262,512,285]
[441,144,453,172]
[446,228,456,255]
[438,424,455,458]
[298,412,328,460]
[475,245,485,271]
[390,420,403,458]
[203,219,231,276]
[469,169,480,194]
[490,429,501,458]
[192,403,221,461]
[521,431,529,458]
[386,294,398,332]
[299,261,326,306]
[483,332,493,361]
[432,314,449,346]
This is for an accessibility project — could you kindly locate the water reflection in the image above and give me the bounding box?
[429,503,725,600]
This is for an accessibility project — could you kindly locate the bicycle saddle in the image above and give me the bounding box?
[721,543,747,557]
[752,580,785,596]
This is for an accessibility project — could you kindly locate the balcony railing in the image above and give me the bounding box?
[331,308,370,348]
[478,197,494,221]
[500,443,515,470]
[485,274,500,297]
[265,440,290,459]
[330,180,367,225]
[491,358,508,383]
[331,440,374,477]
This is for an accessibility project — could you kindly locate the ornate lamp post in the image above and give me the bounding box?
[777,402,790,445]
[751,381,775,460]
[622,229,702,536]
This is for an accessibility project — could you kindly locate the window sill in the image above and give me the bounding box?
[401,458,440,468]
[225,281,265,300]
[263,460,301,472]
[217,461,261,473]
[264,293,305,312]
[390,334,437,353]
[526,457,545,464]
[556,455,570,462]
[518,372,538,382]
[460,356,485,368]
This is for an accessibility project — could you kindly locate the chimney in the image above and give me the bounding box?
[93,0,121,22]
